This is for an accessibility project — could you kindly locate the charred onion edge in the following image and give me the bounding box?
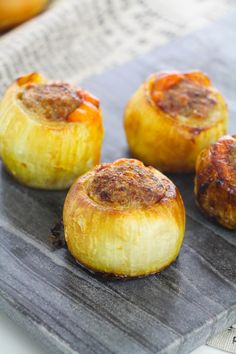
[195,135,236,229]
[196,135,236,195]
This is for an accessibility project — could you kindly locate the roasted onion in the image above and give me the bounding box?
[0,73,104,189]
[63,158,185,277]
[195,135,236,230]
[0,0,48,30]
[124,71,228,173]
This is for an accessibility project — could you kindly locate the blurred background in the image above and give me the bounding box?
[0,0,234,94]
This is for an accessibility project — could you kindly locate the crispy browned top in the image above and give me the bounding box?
[86,159,170,208]
[228,143,236,172]
[154,79,216,118]
[20,82,82,121]
[211,135,236,183]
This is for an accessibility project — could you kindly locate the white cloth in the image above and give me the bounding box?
[0,0,233,94]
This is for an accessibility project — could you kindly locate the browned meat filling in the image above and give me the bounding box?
[87,160,167,208]
[20,82,82,121]
[155,79,216,118]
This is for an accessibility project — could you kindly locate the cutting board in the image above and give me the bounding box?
[0,11,236,354]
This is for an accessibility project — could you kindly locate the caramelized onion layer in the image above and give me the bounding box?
[63,158,185,277]
[0,73,104,189]
[124,71,228,173]
[0,0,48,30]
[195,135,236,229]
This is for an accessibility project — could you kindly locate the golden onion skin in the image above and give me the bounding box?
[0,0,48,31]
[63,158,185,278]
[124,71,228,173]
[0,73,104,189]
[195,135,236,230]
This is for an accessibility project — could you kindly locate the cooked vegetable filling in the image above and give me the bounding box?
[87,160,168,208]
[20,82,82,121]
[152,79,216,118]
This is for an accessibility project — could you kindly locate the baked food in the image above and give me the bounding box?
[124,71,228,173]
[63,158,185,277]
[0,72,104,189]
[195,135,236,230]
[0,0,48,31]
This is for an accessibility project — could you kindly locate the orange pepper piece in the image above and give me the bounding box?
[67,102,98,123]
[154,72,184,91]
[77,89,100,109]
[151,90,164,102]
[85,92,100,108]
[184,71,211,87]
[17,72,42,86]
